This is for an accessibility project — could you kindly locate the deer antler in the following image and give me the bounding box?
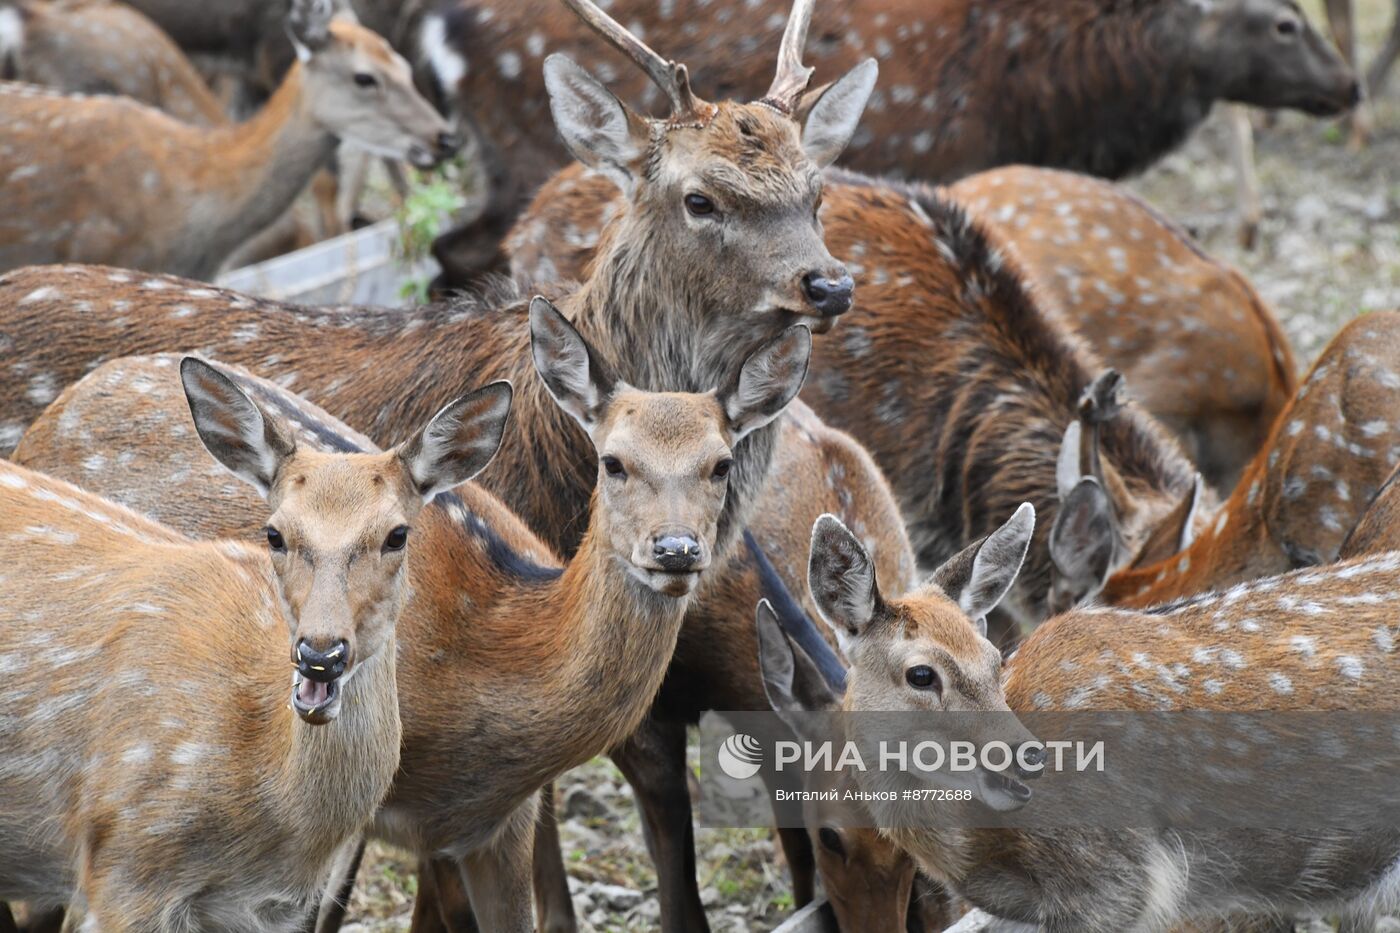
[762,0,816,113]
[558,0,708,121]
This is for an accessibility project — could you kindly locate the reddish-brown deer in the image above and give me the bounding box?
[0,357,512,931]
[510,162,1297,497]
[1101,311,1400,609]
[0,0,226,124]
[0,0,456,279]
[11,298,814,932]
[421,0,1356,284]
[801,512,1400,932]
[1341,461,1400,559]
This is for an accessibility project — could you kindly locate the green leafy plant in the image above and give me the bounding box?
[395,156,470,303]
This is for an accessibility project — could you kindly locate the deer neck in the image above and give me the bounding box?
[192,63,339,266]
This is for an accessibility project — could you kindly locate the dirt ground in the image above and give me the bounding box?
[339,1,1400,929]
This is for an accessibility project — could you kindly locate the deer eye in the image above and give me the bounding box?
[712,458,734,480]
[684,193,715,217]
[1274,16,1299,36]
[266,526,286,553]
[602,456,627,478]
[354,72,379,88]
[906,665,940,691]
[817,827,845,857]
[383,525,409,552]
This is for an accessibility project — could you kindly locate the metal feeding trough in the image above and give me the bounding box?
[217,219,435,307]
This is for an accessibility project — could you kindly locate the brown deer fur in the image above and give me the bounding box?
[507,165,1204,631]
[508,163,1295,496]
[1103,311,1400,608]
[0,359,515,930]
[420,0,1355,284]
[0,0,227,124]
[1341,460,1400,559]
[0,3,453,279]
[802,514,1400,932]
[948,166,1298,493]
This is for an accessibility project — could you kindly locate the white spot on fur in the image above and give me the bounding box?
[420,14,467,90]
[20,286,58,304]
[1269,673,1294,695]
[1337,655,1363,679]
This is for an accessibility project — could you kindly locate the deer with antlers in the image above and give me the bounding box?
[0,0,456,279]
[418,0,1356,284]
[1095,311,1400,609]
[0,357,512,931]
[0,0,882,926]
[8,296,816,931]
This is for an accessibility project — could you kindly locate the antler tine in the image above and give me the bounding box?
[763,0,816,112]
[558,0,705,119]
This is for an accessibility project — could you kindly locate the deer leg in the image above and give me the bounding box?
[774,827,815,908]
[335,151,373,232]
[1226,106,1261,251]
[1367,3,1400,96]
[460,802,536,933]
[312,837,367,933]
[611,718,710,933]
[532,784,578,933]
[409,856,478,933]
[1324,0,1372,147]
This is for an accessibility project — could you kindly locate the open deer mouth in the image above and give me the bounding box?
[977,769,1033,812]
[291,671,343,725]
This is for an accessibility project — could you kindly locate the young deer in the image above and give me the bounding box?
[508,165,1205,634]
[947,165,1298,493]
[0,0,456,279]
[0,0,226,124]
[0,357,511,931]
[423,0,1355,284]
[10,299,813,932]
[1341,460,1400,559]
[1102,311,1400,609]
[802,512,1400,932]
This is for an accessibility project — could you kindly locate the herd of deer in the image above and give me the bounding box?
[0,0,1398,931]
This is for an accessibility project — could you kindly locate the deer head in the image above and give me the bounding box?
[543,0,877,333]
[288,0,459,167]
[180,357,512,724]
[808,507,1041,812]
[530,297,810,596]
[1187,0,1359,115]
[756,601,917,931]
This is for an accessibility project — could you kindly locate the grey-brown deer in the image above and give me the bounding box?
[0,357,512,931]
[0,0,456,279]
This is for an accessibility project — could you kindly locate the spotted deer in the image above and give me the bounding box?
[0,356,512,931]
[0,0,880,923]
[1341,461,1400,559]
[508,166,1206,637]
[798,511,1400,932]
[421,0,1356,284]
[0,0,456,279]
[1101,311,1400,609]
[0,0,227,124]
[947,165,1298,493]
[11,298,814,932]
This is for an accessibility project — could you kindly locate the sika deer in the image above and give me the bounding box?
[1102,311,1400,609]
[10,298,813,932]
[0,0,226,124]
[423,0,1356,284]
[801,513,1400,932]
[0,0,456,279]
[0,357,511,931]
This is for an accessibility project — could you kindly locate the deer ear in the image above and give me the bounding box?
[722,325,811,441]
[287,0,336,58]
[756,600,841,743]
[544,54,649,192]
[798,58,877,168]
[181,357,297,499]
[932,503,1035,624]
[808,514,880,649]
[1132,473,1204,567]
[397,381,513,502]
[530,296,615,433]
[1049,478,1117,594]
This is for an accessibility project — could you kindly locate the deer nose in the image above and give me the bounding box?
[801,273,855,317]
[1015,741,1046,779]
[437,130,463,155]
[294,639,350,683]
[653,534,703,572]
